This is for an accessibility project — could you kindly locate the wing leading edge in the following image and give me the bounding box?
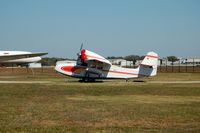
[0,52,48,62]
[80,49,111,65]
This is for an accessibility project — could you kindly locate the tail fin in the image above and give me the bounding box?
[139,51,158,77]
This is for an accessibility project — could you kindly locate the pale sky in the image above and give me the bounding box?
[0,0,200,58]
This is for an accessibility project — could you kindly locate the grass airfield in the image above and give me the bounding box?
[0,71,200,133]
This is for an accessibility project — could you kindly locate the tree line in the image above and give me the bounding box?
[40,55,179,66]
[0,54,180,67]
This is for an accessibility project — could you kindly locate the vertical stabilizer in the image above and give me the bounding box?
[139,52,158,77]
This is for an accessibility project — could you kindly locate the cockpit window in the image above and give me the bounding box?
[77,59,87,66]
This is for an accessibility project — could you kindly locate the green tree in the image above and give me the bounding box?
[167,56,179,65]
[40,57,73,66]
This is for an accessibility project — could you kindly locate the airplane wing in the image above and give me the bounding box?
[80,49,111,65]
[0,52,48,62]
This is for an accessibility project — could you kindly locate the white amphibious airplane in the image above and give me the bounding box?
[55,47,158,82]
[0,51,48,64]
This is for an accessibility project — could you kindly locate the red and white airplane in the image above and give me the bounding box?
[55,47,158,81]
[0,51,48,64]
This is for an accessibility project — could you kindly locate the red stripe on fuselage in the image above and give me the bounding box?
[103,70,147,77]
[61,66,86,73]
[61,66,75,72]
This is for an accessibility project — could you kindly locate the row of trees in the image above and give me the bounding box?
[40,57,73,66]
[108,55,179,65]
[39,56,179,66]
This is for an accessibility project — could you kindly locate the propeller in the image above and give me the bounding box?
[80,43,83,51]
[77,43,84,63]
[77,43,83,56]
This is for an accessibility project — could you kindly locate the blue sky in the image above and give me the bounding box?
[0,0,200,58]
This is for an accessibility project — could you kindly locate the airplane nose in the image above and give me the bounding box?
[55,64,59,71]
[55,64,62,73]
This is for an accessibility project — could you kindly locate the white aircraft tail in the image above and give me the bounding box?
[138,51,158,77]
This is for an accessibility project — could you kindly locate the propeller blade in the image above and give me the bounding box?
[77,43,84,62]
[80,43,83,51]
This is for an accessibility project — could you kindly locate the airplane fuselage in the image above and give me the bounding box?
[55,61,153,79]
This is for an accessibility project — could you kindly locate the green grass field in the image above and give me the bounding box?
[0,72,200,133]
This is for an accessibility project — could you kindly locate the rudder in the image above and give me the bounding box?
[139,51,158,77]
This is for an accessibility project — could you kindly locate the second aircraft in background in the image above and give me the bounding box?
[0,51,48,66]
